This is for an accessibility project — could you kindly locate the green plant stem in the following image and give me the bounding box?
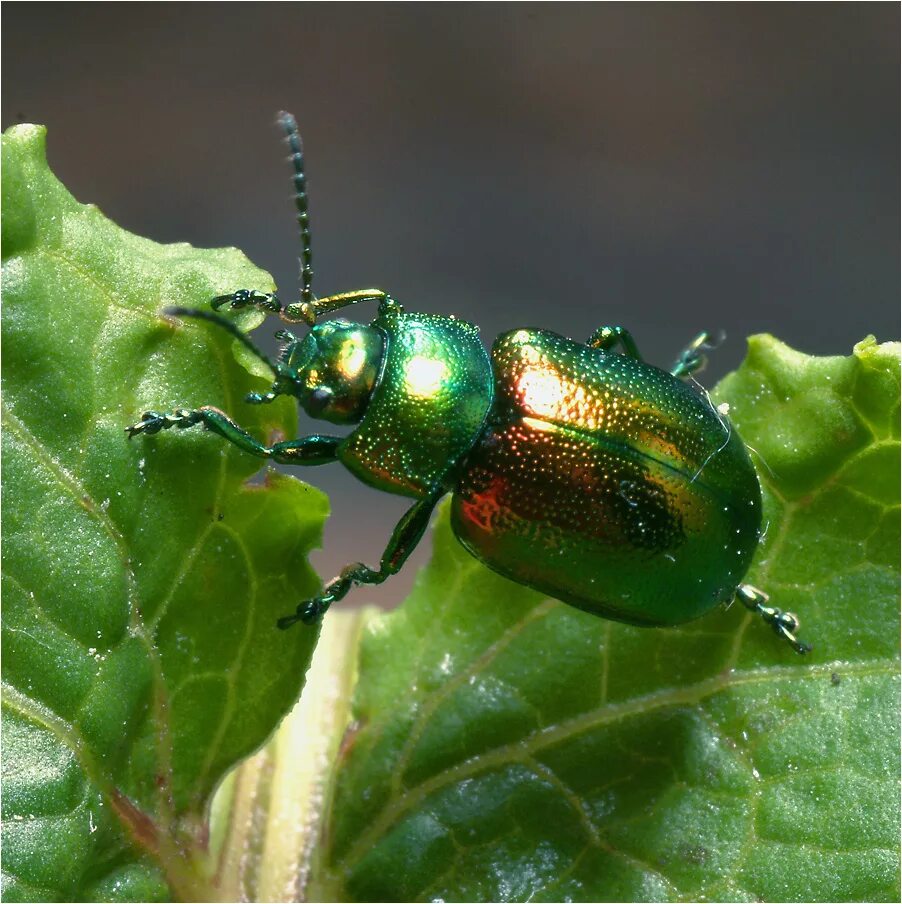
[211,608,374,902]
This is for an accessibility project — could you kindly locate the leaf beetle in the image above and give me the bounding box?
[127,111,810,653]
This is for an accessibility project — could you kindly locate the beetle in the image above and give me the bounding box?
[127,111,810,653]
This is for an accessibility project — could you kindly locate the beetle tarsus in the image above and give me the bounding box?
[211,289,283,314]
[736,584,812,654]
[770,610,813,655]
[670,331,725,378]
[166,305,285,379]
[277,598,329,629]
[245,391,279,405]
[125,409,201,438]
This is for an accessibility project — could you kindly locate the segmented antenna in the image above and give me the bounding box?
[163,306,283,378]
[278,111,314,306]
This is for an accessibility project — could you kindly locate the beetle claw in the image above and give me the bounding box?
[125,409,202,438]
[773,610,813,654]
[736,584,812,654]
[211,289,251,310]
[277,598,326,629]
[246,391,279,405]
[125,411,164,438]
[211,289,282,315]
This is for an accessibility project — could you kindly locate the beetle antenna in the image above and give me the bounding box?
[163,306,285,379]
[278,111,314,308]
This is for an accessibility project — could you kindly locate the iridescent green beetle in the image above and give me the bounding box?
[128,112,810,653]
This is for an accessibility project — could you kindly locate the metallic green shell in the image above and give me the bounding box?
[450,328,762,626]
[338,310,494,498]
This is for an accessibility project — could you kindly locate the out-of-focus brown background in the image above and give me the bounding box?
[4,4,898,606]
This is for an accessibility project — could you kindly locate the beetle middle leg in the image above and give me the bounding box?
[585,325,642,359]
[126,407,341,465]
[277,490,443,628]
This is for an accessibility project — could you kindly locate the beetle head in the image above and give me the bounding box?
[287,319,384,424]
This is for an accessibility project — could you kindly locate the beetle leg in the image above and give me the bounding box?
[277,490,442,628]
[283,289,402,326]
[211,288,403,326]
[245,390,281,405]
[245,377,297,406]
[267,435,341,465]
[125,406,340,465]
[736,584,812,654]
[210,289,284,316]
[164,307,299,405]
[208,289,317,326]
[670,331,724,378]
[585,326,642,360]
[164,306,290,385]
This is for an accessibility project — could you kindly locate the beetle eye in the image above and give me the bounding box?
[309,386,333,412]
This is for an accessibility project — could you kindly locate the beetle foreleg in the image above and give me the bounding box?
[211,289,284,316]
[209,289,313,325]
[206,289,312,326]
[277,490,442,628]
[245,390,281,405]
[269,435,342,465]
[290,289,403,326]
[585,326,642,360]
[209,288,403,326]
[165,306,286,380]
[736,584,812,654]
[126,406,341,465]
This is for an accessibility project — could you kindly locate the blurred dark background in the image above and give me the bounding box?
[4,4,898,606]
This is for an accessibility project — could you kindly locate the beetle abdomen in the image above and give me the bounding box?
[450,329,761,626]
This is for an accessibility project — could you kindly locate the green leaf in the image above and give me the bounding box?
[311,335,900,902]
[1,125,328,901]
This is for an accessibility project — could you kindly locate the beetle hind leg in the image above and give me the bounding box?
[670,331,724,378]
[736,584,812,654]
[277,490,441,628]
